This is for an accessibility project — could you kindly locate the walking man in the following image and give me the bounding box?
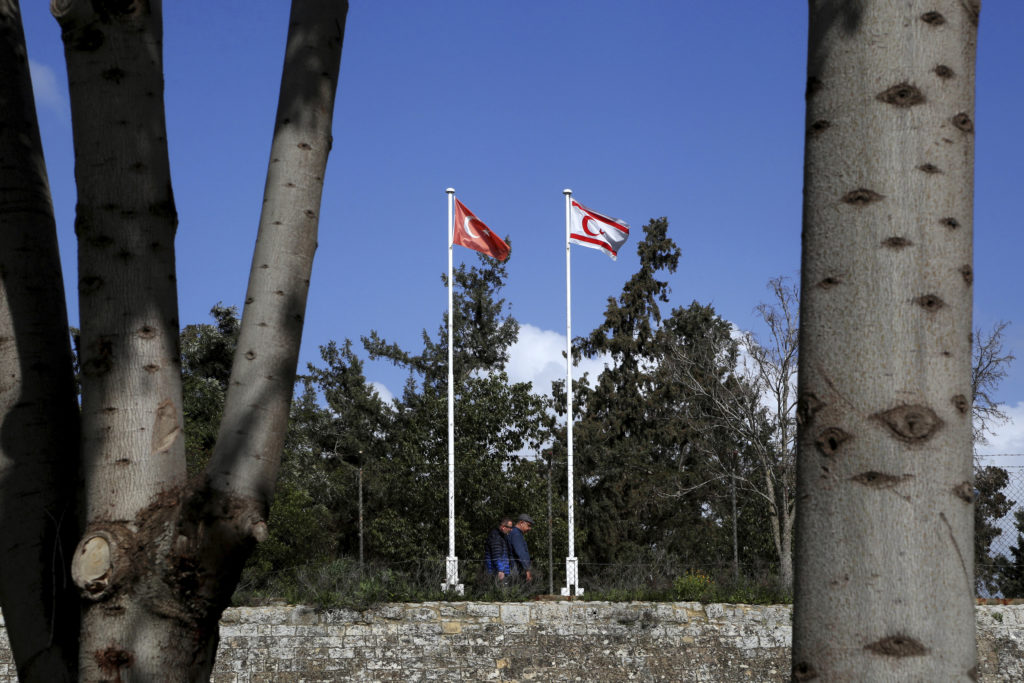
[508,513,534,582]
[484,516,514,582]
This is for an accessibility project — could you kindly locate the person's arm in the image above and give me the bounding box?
[508,529,531,569]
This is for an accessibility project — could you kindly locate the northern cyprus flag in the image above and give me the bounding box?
[569,200,630,260]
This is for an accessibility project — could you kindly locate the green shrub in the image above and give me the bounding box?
[673,570,715,601]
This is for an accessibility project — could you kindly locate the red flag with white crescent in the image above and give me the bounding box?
[569,199,630,260]
[453,199,510,261]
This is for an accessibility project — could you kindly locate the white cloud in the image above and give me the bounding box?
[507,323,609,396]
[366,323,611,406]
[29,60,69,123]
[977,401,1024,466]
[370,381,395,406]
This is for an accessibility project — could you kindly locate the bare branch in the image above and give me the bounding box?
[972,320,1015,446]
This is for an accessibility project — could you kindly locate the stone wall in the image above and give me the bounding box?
[2,602,1022,681]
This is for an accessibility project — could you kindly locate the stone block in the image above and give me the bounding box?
[500,603,531,624]
[406,606,441,622]
[467,602,500,618]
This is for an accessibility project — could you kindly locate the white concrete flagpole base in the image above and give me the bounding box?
[442,555,464,594]
[561,556,583,596]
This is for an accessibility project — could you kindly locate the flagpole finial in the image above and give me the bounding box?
[446,188,455,194]
[563,188,572,195]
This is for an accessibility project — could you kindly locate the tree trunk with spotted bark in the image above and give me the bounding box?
[0,2,81,679]
[793,1,978,680]
[0,1,346,680]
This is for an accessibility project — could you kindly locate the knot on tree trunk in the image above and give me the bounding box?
[71,526,134,600]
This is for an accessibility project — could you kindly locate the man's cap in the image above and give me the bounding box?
[517,513,535,525]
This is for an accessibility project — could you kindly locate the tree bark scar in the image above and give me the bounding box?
[940,511,970,584]
[101,66,126,83]
[876,83,925,107]
[850,471,913,489]
[934,64,954,79]
[151,399,180,455]
[940,217,960,230]
[816,276,841,289]
[798,392,825,425]
[920,11,946,25]
[882,236,912,249]
[953,113,974,133]
[808,119,831,136]
[80,274,104,294]
[960,265,973,285]
[792,661,819,680]
[94,647,132,682]
[82,335,114,376]
[873,405,943,442]
[913,294,945,312]
[806,76,823,100]
[864,634,929,657]
[953,481,973,503]
[962,0,981,26]
[917,163,942,174]
[815,427,850,456]
[841,189,884,205]
[952,394,969,414]
[147,198,176,219]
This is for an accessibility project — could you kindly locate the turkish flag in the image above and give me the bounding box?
[569,199,630,260]
[453,199,510,261]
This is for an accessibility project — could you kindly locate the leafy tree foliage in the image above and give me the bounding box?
[974,465,1013,595]
[570,219,735,570]
[174,239,1019,603]
[998,508,1024,599]
[178,263,1021,600]
[357,254,550,571]
[181,304,240,475]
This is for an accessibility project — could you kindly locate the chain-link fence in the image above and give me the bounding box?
[977,458,1024,598]
[982,463,1024,556]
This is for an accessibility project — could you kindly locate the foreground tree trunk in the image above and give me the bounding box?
[793,1,978,680]
[1,1,346,679]
[0,2,81,679]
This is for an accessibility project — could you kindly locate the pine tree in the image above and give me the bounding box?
[572,219,733,574]
[362,254,549,570]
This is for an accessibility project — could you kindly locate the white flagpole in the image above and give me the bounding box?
[562,189,582,596]
[444,188,463,594]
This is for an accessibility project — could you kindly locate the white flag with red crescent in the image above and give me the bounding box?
[569,199,630,260]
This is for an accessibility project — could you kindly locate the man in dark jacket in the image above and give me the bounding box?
[483,516,514,582]
[508,513,535,582]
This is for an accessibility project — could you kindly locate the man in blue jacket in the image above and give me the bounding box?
[508,513,535,583]
[484,516,514,582]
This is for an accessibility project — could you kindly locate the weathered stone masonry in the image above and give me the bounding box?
[2,602,1022,681]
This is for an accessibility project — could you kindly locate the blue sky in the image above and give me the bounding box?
[18,2,1024,456]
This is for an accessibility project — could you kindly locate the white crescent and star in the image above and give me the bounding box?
[464,216,489,239]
